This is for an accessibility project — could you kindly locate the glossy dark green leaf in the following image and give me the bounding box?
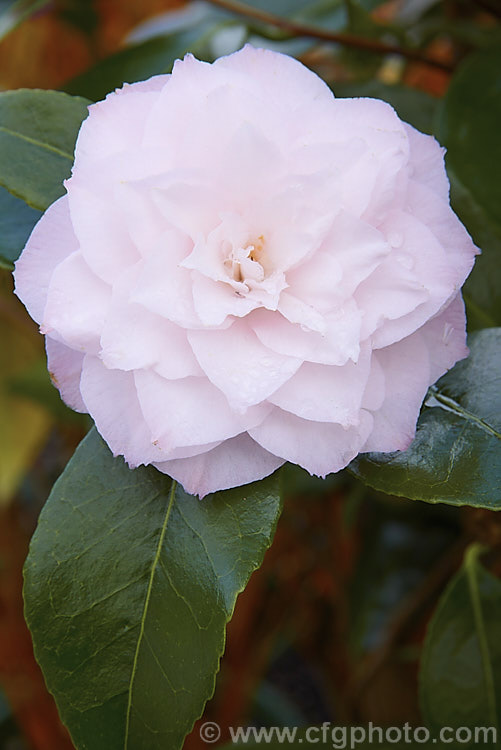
[436,43,501,235]
[0,89,90,210]
[0,185,41,269]
[420,544,501,736]
[350,329,501,509]
[24,428,282,750]
[434,46,501,329]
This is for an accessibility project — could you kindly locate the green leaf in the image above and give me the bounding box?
[436,43,501,237]
[0,89,90,210]
[350,328,501,509]
[24,428,282,750]
[0,185,41,269]
[433,45,501,329]
[420,544,501,735]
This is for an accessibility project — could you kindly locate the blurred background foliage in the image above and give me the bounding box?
[0,0,500,748]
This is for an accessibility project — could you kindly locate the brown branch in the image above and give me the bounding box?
[207,0,455,72]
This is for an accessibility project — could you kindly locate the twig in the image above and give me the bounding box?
[206,0,455,72]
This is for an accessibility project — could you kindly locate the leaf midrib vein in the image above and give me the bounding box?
[0,124,73,160]
[428,386,501,440]
[123,480,177,749]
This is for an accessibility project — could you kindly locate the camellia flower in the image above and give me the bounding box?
[14,46,477,497]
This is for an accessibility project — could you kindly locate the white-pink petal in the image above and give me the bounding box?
[45,337,86,412]
[269,345,371,426]
[99,265,202,378]
[404,124,450,200]
[154,432,285,498]
[131,230,200,328]
[362,331,431,453]
[251,301,362,367]
[42,251,111,353]
[419,294,468,384]
[67,182,139,283]
[188,321,302,410]
[134,369,270,449]
[249,407,373,477]
[14,196,78,323]
[80,355,164,467]
[73,80,167,168]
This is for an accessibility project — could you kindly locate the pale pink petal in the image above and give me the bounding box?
[318,98,409,217]
[154,432,285,498]
[324,96,408,144]
[119,76,168,94]
[113,181,168,256]
[269,345,371,426]
[160,441,223,461]
[361,355,385,412]
[131,230,200,328]
[216,44,334,107]
[80,355,165,467]
[362,332,431,453]
[419,294,468,384]
[143,55,225,158]
[45,337,86,412]
[188,321,302,410]
[134,369,271,449]
[406,181,478,271]
[257,177,336,272]
[251,302,362,367]
[150,174,224,240]
[312,211,390,302]
[369,211,463,348]
[67,183,139,282]
[191,274,257,326]
[356,257,430,340]
[14,196,78,323]
[278,291,326,333]
[99,265,202,378]
[404,124,450,199]
[213,120,284,200]
[249,407,373,477]
[284,250,342,314]
[73,80,167,168]
[42,251,111,353]
[144,49,332,175]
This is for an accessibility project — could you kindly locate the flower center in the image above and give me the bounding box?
[223,235,268,291]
